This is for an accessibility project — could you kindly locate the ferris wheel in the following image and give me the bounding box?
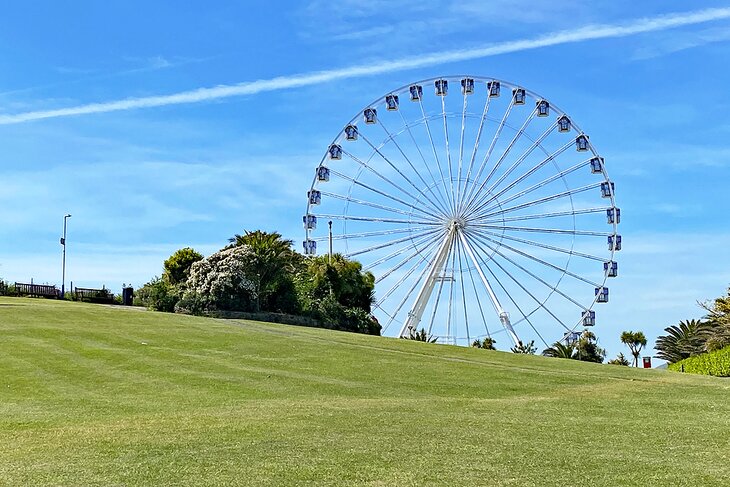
[303,76,620,349]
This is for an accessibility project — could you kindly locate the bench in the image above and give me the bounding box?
[15,282,59,299]
[74,287,116,304]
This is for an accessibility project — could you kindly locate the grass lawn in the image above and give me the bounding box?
[0,297,728,486]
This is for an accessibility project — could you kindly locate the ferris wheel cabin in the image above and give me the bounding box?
[576,134,590,152]
[558,115,571,133]
[409,84,423,101]
[513,88,526,105]
[308,190,321,205]
[536,100,550,117]
[604,261,618,277]
[582,310,596,327]
[316,166,330,182]
[435,79,448,96]
[460,78,475,95]
[488,81,500,97]
[363,108,377,124]
[590,157,604,173]
[385,94,399,111]
[607,208,621,224]
[303,239,317,256]
[328,144,342,160]
[601,181,615,198]
[608,234,622,251]
[595,287,609,303]
[344,125,358,141]
[303,215,317,230]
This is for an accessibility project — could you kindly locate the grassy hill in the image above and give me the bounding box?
[0,297,728,486]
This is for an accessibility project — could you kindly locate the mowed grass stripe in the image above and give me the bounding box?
[0,298,728,486]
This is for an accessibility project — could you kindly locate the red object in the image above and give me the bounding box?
[643,357,652,368]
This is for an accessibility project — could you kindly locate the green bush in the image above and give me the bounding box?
[669,345,730,377]
[135,277,179,312]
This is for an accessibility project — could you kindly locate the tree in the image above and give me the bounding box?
[301,253,375,313]
[573,331,606,363]
[228,230,298,312]
[472,337,497,350]
[163,247,203,285]
[620,330,647,367]
[701,288,730,351]
[607,353,630,366]
[511,340,537,354]
[176,245,257,314]
[542,341,575,359]
[404,328,437,343]
[655,319,710,363]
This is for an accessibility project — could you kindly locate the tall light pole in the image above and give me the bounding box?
[61,214,71,298]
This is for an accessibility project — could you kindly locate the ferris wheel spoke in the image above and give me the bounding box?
[470,158,591,218]
[348,227,444,258]
[359,131,449,217]
[460,97,516,211]
[396,110,452,211]
[364,231,442,271]
[455,89,469,216]
[338,152,441,220]
[377,119,452,215]
[460,107,540,214]
[417,97,453,212]
[311,227,422,242]
[477,229,606,262]
[445,235,458,341]
[374,233,443,283]
[482,206,612,224]
[455,238,471,344]
[426,266,448,337]
[329,168,437,220]
[464,246,491,338]
[468,232,587,311]
[312,213,437,226]
[475,245,551,349]
[472,224,612,237]
[467,234,574,333]
[465,129,568,216]
[461,94,492,210]
[441,94,457,212]
[380,243,444,332]
[475,182,603,221]
[473,230,602,288]
[320,191,427,219]
[375,242,438,320]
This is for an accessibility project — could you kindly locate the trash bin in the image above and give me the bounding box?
[122,287,134,306]
[642,356,652,368]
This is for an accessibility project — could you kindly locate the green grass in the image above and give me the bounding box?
[1,298,728,486]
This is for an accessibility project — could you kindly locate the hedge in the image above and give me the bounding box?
[669,345,730,377]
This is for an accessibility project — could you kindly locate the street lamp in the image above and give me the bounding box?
[61,214,71,298]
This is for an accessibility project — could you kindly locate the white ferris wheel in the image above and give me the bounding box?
[303,76,620,349]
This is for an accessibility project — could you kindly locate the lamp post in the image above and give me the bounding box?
[61,214,71,298]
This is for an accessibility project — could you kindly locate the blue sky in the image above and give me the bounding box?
[1,1,729,359]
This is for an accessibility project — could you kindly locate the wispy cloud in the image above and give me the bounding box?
[1,7,729,125]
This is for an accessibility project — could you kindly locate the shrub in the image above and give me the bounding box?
[135,277,178,312]
[669,345,730,377]
[177,245,257,313]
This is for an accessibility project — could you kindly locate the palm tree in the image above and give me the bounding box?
[654,319,710,363]
[227,230,296,311]
[511,340,537,354]
[542,342,575,359]
[620,330,647,367]
[472,337,497,350]
[404,328,437,343]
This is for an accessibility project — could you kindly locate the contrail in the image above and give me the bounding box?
[1,7,729,125]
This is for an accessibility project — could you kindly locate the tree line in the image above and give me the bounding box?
[136,230,381,336]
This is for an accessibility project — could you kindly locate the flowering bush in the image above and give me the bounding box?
[176,245,257,314]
